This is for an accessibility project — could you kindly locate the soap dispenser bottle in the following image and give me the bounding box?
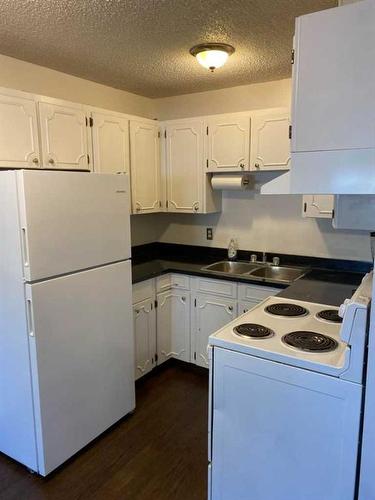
[228,238,238,261]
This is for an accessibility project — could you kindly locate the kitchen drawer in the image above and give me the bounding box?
[132,278,155,305]
[192,277,237,299]
[156,273,191,293]
[238,283,279,302]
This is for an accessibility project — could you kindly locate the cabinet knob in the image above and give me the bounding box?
[240,163,245,169]
[48,158,55,165]
[32,157,39,165]
[194,205,199,212]
[255,163,260,169]
[228,306,233,312]
[181,296,186,302]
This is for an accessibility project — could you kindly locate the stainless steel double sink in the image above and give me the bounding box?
[201,260,308,284]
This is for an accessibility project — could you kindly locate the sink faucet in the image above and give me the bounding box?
[272,256,280,266]
[250,252,267,264]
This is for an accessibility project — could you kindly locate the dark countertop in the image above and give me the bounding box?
[132,258,366,307]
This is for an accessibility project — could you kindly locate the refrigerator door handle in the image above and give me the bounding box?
[21,227,30,268]
[26,299,35,337]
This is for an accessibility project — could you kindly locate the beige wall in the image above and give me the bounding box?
[155,78,292,120]
[0,54,156,118]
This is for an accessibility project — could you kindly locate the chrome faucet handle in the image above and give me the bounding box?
[250,254,257,263]
[272,256,280,266]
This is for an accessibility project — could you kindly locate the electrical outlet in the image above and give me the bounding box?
[206,227,213,240]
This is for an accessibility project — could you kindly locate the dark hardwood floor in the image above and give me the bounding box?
[0,362,209,500]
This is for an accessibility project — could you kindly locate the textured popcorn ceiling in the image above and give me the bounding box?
[0,0,336,98]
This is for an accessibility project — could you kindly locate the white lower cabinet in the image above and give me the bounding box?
[156,289,191,364]
[193,293,237,368]
[133,274,281,376]
[133,298,156,380]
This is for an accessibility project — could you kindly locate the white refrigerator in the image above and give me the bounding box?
[0,170,135,476]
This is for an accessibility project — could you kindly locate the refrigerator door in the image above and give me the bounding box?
[26,260,135,475]
[17,170,131,282]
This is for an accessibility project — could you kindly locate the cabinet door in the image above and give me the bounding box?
[238,299,260,316]
[92,111,129,174]
[0,89,40,168]
[156,290,190,364]
[194,294,237,368]
[250,109,291,171]
[130,120,161,214]
[133,298,156,380]
[207,115,250,172]
[165,121,202,213]
[38,100,89,170]
[302,195,334,219]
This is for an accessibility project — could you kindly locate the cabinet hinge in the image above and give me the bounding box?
[166,200,169,209]
[159,200,162,208]
[291,49,295,65]
[288,125,292,140]
[303,202,307,213]
[194,352,197,361]
[194,298,197,307]
[332,209,335,219]
[89,117,94,127]
[85,116,88,127]
[158,131,161,138]
[164,130,167,139]
[87,154,90,164]
[206,159,208,169]
[155,353,158,363]
[206,126,209,135]
[155,299,158,308]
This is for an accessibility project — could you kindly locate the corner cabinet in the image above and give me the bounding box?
[90,110,129,174]
[302,195,334,219]
[206,114,250,172]
[0,88,40,168]
[162,120,221,214]
[38,97,90,170]
[250,108,291,171]
[130,120,161,214]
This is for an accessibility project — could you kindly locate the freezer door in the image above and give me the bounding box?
[26,261,135,475]
[211,347,362,500]
[17,170,131,282]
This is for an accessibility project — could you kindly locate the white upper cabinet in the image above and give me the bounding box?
[130,120,160,214]
[38,98,89,171]
[0,88,40,169]
[302,195,334,219]
[91,110,129,174]
[206,114,250,172]
[250,109,291,171]
[165,120,203,213]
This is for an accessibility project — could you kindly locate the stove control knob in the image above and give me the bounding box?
[339,299,350,318]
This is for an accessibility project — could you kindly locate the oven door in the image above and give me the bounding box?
[211,347,362,500]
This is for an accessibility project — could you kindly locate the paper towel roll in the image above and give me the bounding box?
[211,174,251,191]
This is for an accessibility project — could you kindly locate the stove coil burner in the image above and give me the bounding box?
[282,331,338,352]
[317,309,343,323]
[233,323,275,339]
[265,303,309,317]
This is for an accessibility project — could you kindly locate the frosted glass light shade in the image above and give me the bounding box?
[190,43,235,72]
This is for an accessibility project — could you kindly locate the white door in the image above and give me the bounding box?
[194,294,237,368]
[130,120,161,213]
[165,121,202,213]
[133,298,156,380]
[207,115,250,172]
[292,1,375,153]
[26,260,135,476]
[156,289,191,364]
[238,299,260,316]
[211,347,362,500]
[91,111,129,174]
[38,99,89,170]
[0,88,40,169]
[250,109,291,171]
[17,170,131,282]
[302,195,334,218]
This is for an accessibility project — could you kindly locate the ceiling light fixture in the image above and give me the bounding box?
[189,43,235,72]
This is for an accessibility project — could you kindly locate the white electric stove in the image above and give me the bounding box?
[208,272,372,500]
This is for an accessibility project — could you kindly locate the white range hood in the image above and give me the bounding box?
[262,0,375,196]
